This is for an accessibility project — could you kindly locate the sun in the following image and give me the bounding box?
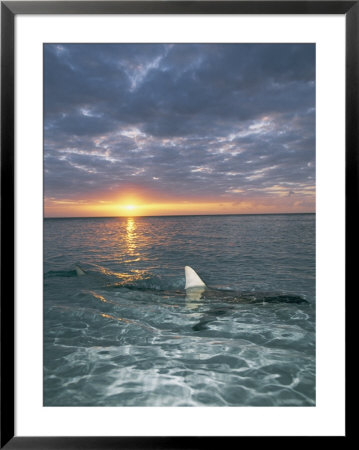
[126,205,136,211]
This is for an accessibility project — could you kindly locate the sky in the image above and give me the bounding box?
[44,43,315,217]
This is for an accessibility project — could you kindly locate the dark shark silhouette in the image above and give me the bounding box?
[184,266,308,305]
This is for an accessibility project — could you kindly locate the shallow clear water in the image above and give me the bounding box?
[44,214,315,406]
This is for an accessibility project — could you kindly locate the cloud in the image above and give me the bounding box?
[44,43,315,212]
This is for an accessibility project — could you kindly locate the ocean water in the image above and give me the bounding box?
[44,214,315,406]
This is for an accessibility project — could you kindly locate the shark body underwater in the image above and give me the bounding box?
[184,266,308,304]
[75,264,308,305]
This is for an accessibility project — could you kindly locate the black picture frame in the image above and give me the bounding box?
[1,1,354,447]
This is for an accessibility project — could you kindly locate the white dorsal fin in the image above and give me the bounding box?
[185,266,206,289]
[75,265,86,276]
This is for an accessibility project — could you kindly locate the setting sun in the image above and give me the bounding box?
[126,205,135,211]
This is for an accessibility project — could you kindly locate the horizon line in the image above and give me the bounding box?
[44,212,315,219]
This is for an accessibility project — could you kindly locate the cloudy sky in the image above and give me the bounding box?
[44,44,315,217]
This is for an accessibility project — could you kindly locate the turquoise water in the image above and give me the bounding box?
[44,214,315,406]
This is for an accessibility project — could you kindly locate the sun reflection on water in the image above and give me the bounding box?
[126,217,137,256]
[111,217,150,282]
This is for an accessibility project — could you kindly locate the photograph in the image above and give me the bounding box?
[43,43,316,407]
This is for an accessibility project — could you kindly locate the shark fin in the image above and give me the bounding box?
[185,266,206,289]
[75,265,86,276]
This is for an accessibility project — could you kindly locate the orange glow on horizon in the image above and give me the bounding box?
[44,184,315,217]
[44,194,315,218]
